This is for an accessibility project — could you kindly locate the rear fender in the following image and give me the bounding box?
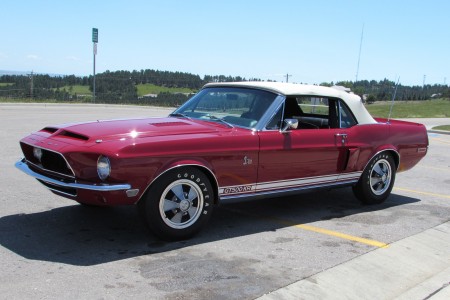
[366,146,400,171]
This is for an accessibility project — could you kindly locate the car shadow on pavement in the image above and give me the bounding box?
[0,188,420,266]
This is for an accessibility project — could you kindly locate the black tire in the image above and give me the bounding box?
[138,167,214,241]
[353,152,396,205]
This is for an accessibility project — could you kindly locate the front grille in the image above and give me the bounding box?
[21,142,75,178]
[28,162,75,183]
[40,150,73,176]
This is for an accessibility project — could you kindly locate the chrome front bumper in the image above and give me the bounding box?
[15,159,131,192]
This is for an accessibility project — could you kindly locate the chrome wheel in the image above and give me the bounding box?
[353,152,396,205]
[369,159,392,195]
[159,179,204,229]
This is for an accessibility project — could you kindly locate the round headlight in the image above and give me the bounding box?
[33,147,43,162]
[97,155,111,181]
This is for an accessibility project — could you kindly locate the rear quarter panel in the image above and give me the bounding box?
[382,119,428,172]
[352,119,428,172]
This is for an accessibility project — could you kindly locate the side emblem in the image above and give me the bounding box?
[243,156,253,165]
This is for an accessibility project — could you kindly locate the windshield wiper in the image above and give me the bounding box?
[206,115,234,128]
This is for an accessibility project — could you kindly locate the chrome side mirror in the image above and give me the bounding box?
[280,118,298,133]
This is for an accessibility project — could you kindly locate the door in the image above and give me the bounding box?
[256,96,354,193]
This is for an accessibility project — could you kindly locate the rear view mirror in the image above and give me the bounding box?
[280,118,298,133]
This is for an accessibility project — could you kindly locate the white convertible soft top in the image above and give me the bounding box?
[204,81,377,125]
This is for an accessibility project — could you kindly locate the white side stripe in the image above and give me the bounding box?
[219,172,362,196]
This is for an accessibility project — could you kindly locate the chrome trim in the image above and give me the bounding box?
[256,95,285,131]
[417,147,427,153]
[15,159,131,192]
[37,179,77,197]
[363,149,401,172]
[27,160,75,180]
[337,99,342,128]
[219,179,358,202]
[21,141,76,177]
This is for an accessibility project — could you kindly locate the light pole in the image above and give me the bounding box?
[92,28,98,103]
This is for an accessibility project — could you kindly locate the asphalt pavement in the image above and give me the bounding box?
[0,104,449,300]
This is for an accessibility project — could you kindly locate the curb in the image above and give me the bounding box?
[257,222,450,300]
[428,129,450,135]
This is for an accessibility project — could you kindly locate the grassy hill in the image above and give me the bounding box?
[365,99,450,118]
[57,83,196,97]
[135,83,196,97]
[56,85,91,94]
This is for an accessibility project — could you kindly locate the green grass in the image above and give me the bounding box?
[56,85,91,94]
[0,83,13,87]
[366,99,450,118]
[0,98,60,103]
[136,83,196,97]
[432,125,450,131]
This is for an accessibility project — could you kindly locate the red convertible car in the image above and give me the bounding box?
[16,82,428,240]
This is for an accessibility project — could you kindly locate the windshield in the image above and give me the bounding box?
[171,87,277,129]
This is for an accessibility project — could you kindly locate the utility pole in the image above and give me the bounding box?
[28,70,34,98]
[423,75,426,87]
[285,73,292,83]
[92,28,98,103]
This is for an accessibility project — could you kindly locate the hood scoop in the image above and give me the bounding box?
[151,121,190,127]
[41,127,59,134]
[39,127,89,141]
[56,130,89,141]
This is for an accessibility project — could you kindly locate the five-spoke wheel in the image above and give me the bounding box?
[138,167,214,241]
[369,158,392,196]
[353,152,396,204]
[159,179,204,229]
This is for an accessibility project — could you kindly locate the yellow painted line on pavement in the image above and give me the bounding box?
[395,187,450,199]
[293,223,388,248]
[271,217,389,248]
[223,207,389,248]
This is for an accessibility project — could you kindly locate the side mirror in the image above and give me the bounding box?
[280,118,298,133]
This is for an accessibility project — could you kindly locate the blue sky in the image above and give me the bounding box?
[1,0,448,86]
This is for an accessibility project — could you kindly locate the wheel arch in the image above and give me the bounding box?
[364,147,400,172]
[135,161,220,206]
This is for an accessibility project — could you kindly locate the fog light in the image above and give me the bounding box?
[33,147,43,162]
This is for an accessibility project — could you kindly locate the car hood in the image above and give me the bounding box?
[35,117,226,144]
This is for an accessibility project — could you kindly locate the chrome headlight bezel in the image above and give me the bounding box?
[97,155,111,181]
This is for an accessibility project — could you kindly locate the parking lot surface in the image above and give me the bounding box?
[1,104,449,299]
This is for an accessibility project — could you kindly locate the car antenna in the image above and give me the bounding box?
[387,77,400,123]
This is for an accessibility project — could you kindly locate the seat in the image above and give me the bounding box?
[284,98,303,119]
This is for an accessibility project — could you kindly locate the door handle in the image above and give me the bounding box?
[335,133,348,145]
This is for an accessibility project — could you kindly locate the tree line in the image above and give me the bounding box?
[1,69,449,105]
[327,79,449,102]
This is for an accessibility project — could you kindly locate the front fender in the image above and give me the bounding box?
[136,158,219,205]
